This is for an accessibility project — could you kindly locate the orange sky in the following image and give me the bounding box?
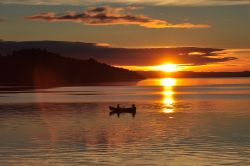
[117,49,250,72]
[1,3,250,72]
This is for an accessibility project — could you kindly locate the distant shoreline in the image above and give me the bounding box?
[138,71,250,78]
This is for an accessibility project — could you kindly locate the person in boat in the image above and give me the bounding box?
[117,104,120,109]
[132,104,136,110]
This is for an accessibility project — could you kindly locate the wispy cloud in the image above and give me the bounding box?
[0,41,237,66]
[26,6,210,29]
[2,0,250,6]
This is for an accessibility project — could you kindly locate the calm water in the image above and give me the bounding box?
[1,78,250,165]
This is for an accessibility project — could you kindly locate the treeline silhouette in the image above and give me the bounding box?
[0,49,144,87]
[139,71,250,78]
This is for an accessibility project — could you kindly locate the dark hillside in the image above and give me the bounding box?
[0,49,144,87]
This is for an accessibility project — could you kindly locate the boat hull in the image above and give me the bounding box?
[109,106,136,117]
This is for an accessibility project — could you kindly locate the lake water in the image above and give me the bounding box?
[1,78,250,165]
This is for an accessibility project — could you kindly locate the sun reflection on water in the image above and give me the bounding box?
[161,78,176,113]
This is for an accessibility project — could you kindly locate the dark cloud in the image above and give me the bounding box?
[0,41,237,66]
[26,6,210,29]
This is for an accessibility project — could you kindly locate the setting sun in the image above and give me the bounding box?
[155,64,178,72]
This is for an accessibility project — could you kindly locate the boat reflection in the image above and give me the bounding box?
[161,78,176,113]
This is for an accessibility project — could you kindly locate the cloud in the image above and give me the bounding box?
[26,6,210,29]
[2,0,250,6]
[0,41,237,66]
[215,48,250,55]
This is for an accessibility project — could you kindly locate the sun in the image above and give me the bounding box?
[155,64,178,72]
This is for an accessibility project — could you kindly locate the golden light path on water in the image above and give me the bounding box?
[160,78,176,114]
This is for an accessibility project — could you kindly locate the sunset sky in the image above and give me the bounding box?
[0,0,250,72]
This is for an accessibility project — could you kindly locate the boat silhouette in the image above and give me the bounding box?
[109,105,136,117]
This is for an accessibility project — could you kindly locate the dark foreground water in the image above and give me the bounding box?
[1,78,250,165]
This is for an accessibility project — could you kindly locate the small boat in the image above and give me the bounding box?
[109,105,136,117]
